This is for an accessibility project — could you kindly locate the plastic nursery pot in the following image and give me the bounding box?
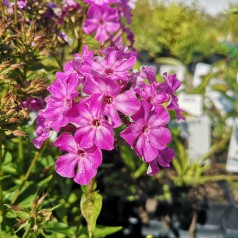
[220,205,238,238]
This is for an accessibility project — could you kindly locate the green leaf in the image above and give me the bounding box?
[120,146,136,171]
[133,162,147,179]
[93,225,122,238]
[44,221,75,235]
[80,191,102,238]
[43,204,61,212]
[15,220,30,233]
[78,235,88,238]
[0,175,11,181]
[155,57,185,67]
[37,175,53,187]
[0,231,18,238]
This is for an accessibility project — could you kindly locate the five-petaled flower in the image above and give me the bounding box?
[83,5,120,42]
[120,102,172,162]
[55,133,102,185]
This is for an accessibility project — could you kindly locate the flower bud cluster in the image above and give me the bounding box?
[33,45,184,185]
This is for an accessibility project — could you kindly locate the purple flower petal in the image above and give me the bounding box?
[55,153,78,178]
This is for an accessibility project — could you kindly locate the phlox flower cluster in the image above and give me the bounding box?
[33,45,184,185]
[4,0,135,48]
[83,0,136,46]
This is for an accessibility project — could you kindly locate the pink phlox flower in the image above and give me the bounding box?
[17,0,26,9]
[147,147,175,176]
[100,46,137,61]
[68,95,115,150]
[82,5,120,42]
[33,113,52,149]
[56,60,83,83]
[140,65,157,83]
[83,76,140,127]
[157,72,185,120]
[54,132,102,185]
[131,66,156,89]
[72,46,94,76]
[135,83,169,108]
[158,73,180,110]
[120,102,171,162]
[23,97,45,112]
[62,0,81,12]
[90,49,136,81]
[115,0,134,24]
[41,75,80,132]
[115,0,137,9]
[83,0,115,5]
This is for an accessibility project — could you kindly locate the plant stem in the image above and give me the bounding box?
[18,136,24,174]
[0,132,4,229]
[12,146,45,204]
[87,177,96,193]
[14,0,17,24]
[197,131,231,163]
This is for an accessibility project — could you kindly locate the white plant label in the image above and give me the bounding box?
[226,118,238,173]
[178,94,203,117]
[193,62,211,87]
[186,115,211,161]
[205,90,234,116]
[160,64,185,82]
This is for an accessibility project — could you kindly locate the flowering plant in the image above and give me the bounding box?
[34,45,184,185]
[0,0,184,237]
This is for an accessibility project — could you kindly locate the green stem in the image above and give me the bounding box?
[18,136,24,174]
[0,132,4,229]
[197,131,231,163]
[87,177,96,193]
[12,146,45,204]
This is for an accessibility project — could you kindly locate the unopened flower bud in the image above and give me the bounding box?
[12,130,26,137]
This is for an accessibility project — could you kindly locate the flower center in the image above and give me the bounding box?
[105,67,114,75]
[99,19,104,25]
[147,96,153,103]
[77,149,85,157]
[105,96,113,104]
[64,98,71,108]
[92,119,101,127]
[142,125,149,133]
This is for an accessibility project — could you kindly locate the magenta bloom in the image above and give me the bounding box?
[72,45,94,76]
[83,76,140,127]
[83,5,120,42]
[33,113,52,149]
[135,83,169,108]
[23,97,45,112]
[147,147,175,176]
[69,96,115,150]
[120,102,171,162]
[116,0,134,24]
[62,0,81,12]
[90,49,136,81]
[157,73,185,120]
[55,133,102,185]
[84,0,115,5]
[42,75,79,132]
